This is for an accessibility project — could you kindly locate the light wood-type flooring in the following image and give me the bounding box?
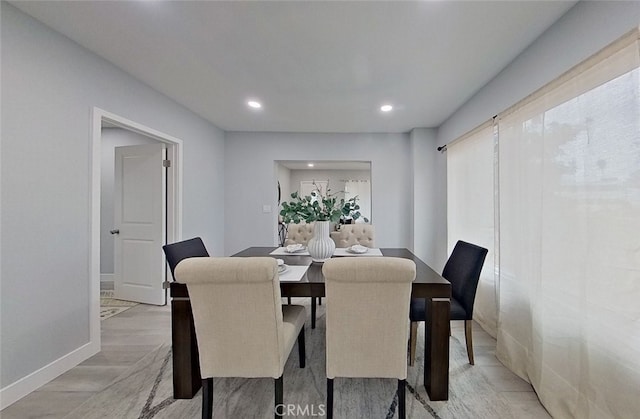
[2,298,551,418]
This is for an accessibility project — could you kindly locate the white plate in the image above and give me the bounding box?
[347,245,368,254]
[285,245,306,253]
[278,264,289,274]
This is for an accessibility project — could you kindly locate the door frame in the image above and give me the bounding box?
[90,107,183,349]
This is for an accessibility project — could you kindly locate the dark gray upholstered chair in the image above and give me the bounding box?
[162,237,210,280]
[409,240,488,366]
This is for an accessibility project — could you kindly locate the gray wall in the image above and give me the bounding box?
[276,164,292,210]
[1,3,225,390]
[100,128,158,275]
[436,0,640,261]
[409,128,443,269]
[225,132,412,255]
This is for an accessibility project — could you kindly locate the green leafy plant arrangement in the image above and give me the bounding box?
[280,181,368,224]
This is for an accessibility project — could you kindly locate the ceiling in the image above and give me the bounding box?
[12,1,577,133]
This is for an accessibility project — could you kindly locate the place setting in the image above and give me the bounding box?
[269,243,310,256]
[275,258,308,281]
[333,244,383,257]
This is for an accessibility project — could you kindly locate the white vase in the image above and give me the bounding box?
[307,220,335,263]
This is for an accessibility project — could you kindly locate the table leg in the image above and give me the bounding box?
[424,297,450,401]
[311,297,316,329]
[171,298,201,399]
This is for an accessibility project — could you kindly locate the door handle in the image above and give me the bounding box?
[110,229,120,235]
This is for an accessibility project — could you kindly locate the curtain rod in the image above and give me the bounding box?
[437,27,639,153]
[436,115,497,152]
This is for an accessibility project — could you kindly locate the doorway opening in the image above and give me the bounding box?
[90,108,183,350]
[274,160,372,245]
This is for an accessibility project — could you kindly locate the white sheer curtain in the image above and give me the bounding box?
[447,28,640,418]
[447,122,498,336]
[496,31,639,418]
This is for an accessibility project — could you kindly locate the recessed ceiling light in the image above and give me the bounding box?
[307,163,314,168]
[380,104,393,112]
[247,100,262,109]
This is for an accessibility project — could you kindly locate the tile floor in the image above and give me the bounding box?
[1,301,551,418]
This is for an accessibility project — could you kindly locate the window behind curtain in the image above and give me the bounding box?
[496,30,640,418]
[447,28,639,418]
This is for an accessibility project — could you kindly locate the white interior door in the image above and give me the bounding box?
[113,143,166,305]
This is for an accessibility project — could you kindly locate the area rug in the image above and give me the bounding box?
[68,302,532,419]
[100,290,139,320]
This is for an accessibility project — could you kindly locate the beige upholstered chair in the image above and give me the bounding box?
[283,222,322,325]
[322,257,415,419]
[175,257,306,419]
[284,222,315,246]
[330,224,375,248]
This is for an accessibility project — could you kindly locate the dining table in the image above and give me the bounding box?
[169,247,452,401]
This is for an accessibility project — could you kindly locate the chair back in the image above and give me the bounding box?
[162,237,209,280]
[330,224,375,248]
[174,257,286,378]
[284,222,315,245]
[322,257,415,379]
[442,241,488,319]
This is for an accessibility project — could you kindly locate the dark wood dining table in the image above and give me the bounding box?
[169,247,452,401]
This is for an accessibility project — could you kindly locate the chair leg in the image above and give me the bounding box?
[326,378,334,419]
[311,297,316,329]
[464,320,474,365]
[275,375,283,419]
[202,378,213,419]
[408,322,418,366]
[397,379,406,419]
[287,297,291,305]
[298,325,306,368]
[318,296,322,306]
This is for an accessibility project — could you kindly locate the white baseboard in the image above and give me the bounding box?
[0,340,100,409]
